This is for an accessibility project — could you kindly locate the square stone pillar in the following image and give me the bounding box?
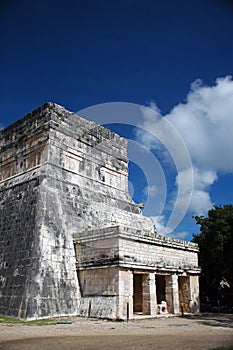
[128,271,134,318]
[142,273,157,315]
[117,270,133,320]
[189,276,200,314]
[165,274,179,314]
[178,276,191,313]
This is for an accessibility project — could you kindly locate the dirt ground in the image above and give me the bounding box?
[0,314,233,350]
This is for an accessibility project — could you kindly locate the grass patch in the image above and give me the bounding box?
[0,315,23,324]
[0,315,72,326]
[25,319,59,326]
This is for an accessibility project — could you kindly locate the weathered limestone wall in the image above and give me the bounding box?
[0,104,50,182]
[0,103,155,319]
[78,267,118,297]
[0,175,39,318]
[0,169,81,319]
[189,276,200,313]
[43,103,155,233]
[118,236,198,271]
[0,104,86,319]
[142,273,157,315]
[0,103,200,320]
[74,226,200,319]
[117,270,133,319]
[74,226,199,273]
[78,296,117,319]
[1,103,155,234]
[165,275,179,314]
[77,268,133,320]
[77,267,118,318]
[35,176,81,319]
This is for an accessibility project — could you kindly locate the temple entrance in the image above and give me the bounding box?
[178,276,190,313]
[133,274,143,313]
[156,275,166,304]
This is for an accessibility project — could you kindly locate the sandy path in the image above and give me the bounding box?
[0,314,233,350]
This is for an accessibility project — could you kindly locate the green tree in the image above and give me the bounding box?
[193,205,233,312]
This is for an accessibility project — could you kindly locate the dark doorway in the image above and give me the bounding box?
[156,275,166,304]
[133,274,143,313]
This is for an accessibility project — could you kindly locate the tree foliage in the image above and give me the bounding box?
[192,205,233,312]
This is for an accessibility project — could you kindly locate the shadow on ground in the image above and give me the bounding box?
[184,313,233,328]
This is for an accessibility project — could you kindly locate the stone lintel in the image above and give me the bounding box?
[77,262,201,276]
[74,225,200,273]
[73,225,199,252]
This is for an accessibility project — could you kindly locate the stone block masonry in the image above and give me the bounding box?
[73,225,200,318]
[0,103,200,320]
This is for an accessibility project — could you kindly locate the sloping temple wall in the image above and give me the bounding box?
[0,103,200,320]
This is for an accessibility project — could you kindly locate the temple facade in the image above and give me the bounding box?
[0,103,200,320]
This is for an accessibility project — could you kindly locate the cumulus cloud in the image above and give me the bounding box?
[169,76,233,174]
[153,215,189,240]
[175,166,217,215]
[142,184,158,198]
[137,75,233,228]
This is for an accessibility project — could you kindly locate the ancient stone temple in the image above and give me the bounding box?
[0,103,200,320]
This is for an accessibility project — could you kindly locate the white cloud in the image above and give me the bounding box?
[152,216,189,239]
[169,76,233,174]
[152,215,169,235]
[168,76,233,214]
[175,166,217,215]
[137,75,233,231]
[142,184,158,198]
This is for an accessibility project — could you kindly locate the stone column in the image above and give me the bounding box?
[165,274,179,314]
[189,276,200,314]
[142,273,157,315]
[128,271,134,318]
[117,270,133,320]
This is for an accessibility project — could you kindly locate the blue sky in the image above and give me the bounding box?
[1,0,233,240]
